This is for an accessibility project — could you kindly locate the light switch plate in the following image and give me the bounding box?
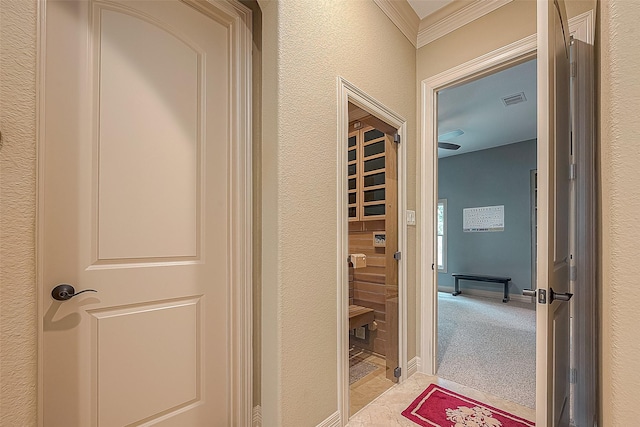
[406,210,416,226]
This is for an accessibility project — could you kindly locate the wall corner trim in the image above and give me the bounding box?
[568,9,594,45]
[373,0,419,47]
[317,411,341,427]
[252,405,262,427]
[407,357,419,377]
[417,0,513,48]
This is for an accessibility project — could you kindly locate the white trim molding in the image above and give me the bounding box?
[253,405,262,427]
[225,2,254,425]
[568,9,594,45]
[374,0,593,50]
[407,357,419,377]
[373,0,419,47]
[317,411,341,427]
[337,77,408,426]
[417,0,513,48]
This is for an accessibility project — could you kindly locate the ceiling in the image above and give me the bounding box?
[348,60,536,160]
[407,0,455,20]
[437,59,537,158]
[404,2,537,158]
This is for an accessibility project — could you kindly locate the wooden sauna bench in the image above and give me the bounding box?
[349,304,375,330]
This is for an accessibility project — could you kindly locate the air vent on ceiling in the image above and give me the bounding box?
[501,92,527,107]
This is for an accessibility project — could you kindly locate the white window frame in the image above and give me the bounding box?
[437,199,447,273]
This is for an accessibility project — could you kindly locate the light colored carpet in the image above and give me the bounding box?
[437,292,536,408]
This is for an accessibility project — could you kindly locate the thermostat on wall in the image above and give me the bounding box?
[373,232,386,247]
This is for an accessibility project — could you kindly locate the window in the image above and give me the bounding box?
[437,199,447,272]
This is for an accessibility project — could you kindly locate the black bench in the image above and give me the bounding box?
[451,273,512,303]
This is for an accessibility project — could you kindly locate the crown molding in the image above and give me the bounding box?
[373,0,420,47]
[417,0,513,48]
[372,0,590,50]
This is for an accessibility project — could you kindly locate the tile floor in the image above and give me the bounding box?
[349,351,395,416]
[347,372,536,426]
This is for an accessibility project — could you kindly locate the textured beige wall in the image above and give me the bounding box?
[599,0,640,425]
[6,0,628,425]
[259,1,416,425]
[258,0,279,420]
[0,1,38,426]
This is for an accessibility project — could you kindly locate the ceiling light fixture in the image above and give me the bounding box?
[437,129,464,150]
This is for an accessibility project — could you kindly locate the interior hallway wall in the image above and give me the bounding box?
[259,1,416,425]
[598,0,640,425]
[0,1,38,426]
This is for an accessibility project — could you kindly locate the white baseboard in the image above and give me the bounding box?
[438,286,535,304]
[252,405,262,427]
[316,411,340,427]
[255,405,339,427]
[407,357,419,377]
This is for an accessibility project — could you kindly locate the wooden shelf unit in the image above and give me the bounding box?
[348,121,394,222]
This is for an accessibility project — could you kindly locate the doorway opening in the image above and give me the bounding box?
[347,102,399,416]
[416,8,596,427]
[337,78,407,423]
[435,58,537,409]
[418,30,540,423]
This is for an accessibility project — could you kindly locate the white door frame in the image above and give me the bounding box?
[419,34,537,377]
[35,0,253,425]
[337,77,408,425]
[418,2,593,405]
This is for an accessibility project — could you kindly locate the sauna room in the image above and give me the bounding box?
[347,102,398,415]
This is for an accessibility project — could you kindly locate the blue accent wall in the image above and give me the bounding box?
[437,139,536,297]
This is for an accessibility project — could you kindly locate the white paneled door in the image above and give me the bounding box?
[536,0,572,426]
[40,1,251,426]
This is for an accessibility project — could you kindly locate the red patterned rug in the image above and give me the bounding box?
[401,384,535,427]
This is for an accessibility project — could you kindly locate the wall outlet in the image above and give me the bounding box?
[407,210,416,226]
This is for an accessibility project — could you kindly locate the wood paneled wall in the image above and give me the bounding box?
[349,219,387,355]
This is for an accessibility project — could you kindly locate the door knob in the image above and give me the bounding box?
[51,284,97,301]
[549,287,573,303]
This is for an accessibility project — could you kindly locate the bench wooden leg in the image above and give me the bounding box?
[452,278,461,296]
